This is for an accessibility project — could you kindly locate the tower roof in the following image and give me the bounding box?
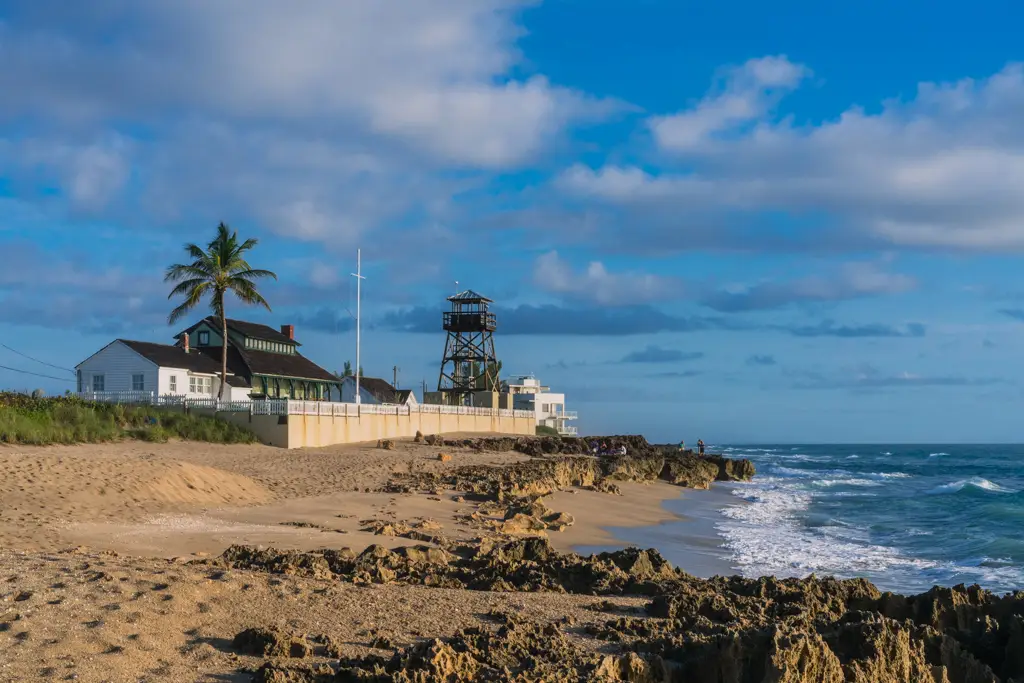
[447,289,492,303]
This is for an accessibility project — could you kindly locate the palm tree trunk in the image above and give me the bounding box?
[219,308,228,400]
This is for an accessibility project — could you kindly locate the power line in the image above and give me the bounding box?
[0,363,75,383]
[0,343,74,374]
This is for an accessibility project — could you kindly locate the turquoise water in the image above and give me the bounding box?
[702,445,1024,594]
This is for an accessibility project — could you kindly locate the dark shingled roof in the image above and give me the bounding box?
[354,376,398,403]
[179,317,300,346]
[394,389,414,404]
[198,344,338,383]
[447,289,491,303]
[118,340,225,375]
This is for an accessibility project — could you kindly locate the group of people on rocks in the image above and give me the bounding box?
[589,440,628,456]
[678,439,706,456]
[586,439,707,457]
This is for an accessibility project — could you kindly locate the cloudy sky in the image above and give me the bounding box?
[2,0,1023,443]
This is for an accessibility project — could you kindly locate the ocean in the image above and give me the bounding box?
[620,444,1024,595]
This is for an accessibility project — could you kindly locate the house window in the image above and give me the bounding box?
[92,374,105,391]
[169,376,177,393]
[189,376,212,394]
[198,331,210,346]
[132,374,145,391]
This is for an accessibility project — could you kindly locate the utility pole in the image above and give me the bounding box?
[350,249,365,414]
[393,365,399,389]
[421,378,427,399]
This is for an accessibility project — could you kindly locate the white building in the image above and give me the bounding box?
[501,374,578,436]
[339,376,420,406]
[77,318,346,403]
[75,339,253,401]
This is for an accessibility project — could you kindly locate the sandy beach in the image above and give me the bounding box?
[0,435,711,682]
[0,437,691,558]
[3,436,1020,682]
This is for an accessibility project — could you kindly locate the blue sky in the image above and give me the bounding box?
[2,0,1024,443]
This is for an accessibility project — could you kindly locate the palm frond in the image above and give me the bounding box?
[168,283,209,324]
[165,263,214,282]
[229,279,272,310]
[233,268,278,281]
[167,278,212,299]
[184,243,206,260]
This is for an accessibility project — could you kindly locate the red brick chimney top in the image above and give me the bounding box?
[180,332,190,353]
[281,324,295,340]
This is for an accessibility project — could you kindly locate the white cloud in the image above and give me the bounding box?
[0,1,601,168]
[532,251,683,306]
[561,60,1024,251]
[649,55,810,152]
[699,261,917,312]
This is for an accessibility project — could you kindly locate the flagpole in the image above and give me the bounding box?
[351,249,366,416]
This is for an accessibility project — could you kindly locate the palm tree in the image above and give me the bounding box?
[165,223,277,399]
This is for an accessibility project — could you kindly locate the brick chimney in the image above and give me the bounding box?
[280,324,295,341]
[180,332,190,353]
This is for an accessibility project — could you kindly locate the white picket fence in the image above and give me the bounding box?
[77,392,534,419]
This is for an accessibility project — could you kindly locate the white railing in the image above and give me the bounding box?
[556,410,579,420]
[77,392,538,420]
[78,391,192,406]
[558,425,579,436]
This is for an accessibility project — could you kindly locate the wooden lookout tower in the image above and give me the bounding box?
[437,290,499,405]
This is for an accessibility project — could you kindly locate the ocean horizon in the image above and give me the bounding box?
[617,443,1024,595]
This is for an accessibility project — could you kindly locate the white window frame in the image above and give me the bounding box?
[198,331,210,346]
[92,374,105,391]
[132,373,145,391]
[169,375,177,393]
[190,376,212,394]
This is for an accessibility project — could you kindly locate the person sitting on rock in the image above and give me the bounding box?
[589,440,599,454]
[678,439,685,451]
[599,441,609,455]
[616,445,627,456]
[698,439,705,456]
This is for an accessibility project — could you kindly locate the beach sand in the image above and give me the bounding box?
[0,436,726,682]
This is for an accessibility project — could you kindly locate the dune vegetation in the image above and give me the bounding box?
[0,392,257,445]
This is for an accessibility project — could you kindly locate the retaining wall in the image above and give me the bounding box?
[213,410,534,449]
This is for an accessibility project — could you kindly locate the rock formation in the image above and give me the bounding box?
[220,535,1024,682]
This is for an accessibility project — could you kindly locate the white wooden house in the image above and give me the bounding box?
[75,338,252,401]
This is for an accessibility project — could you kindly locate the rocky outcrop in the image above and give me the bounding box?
[384,435,754,502]
[224,538,1024,682]
[216,537,680,596]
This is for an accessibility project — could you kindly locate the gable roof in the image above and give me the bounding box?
[198,343,338,383]
[179,317,300,346]
[118,340,226,375]
[394,389,414,404]
[343,376,398,403]
[448,289,492,303]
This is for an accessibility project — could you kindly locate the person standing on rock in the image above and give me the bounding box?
[698,439,705,456]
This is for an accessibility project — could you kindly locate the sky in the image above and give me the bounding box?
[2,0,1024,443]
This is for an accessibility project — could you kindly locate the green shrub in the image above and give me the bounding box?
[0,392,257,446]
[535,425,560,437]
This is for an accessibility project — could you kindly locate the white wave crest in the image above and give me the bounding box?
[928,452,948,458]
[927,478,1017,495]
[717,482,935,577]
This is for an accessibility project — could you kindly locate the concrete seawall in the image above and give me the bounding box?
[213,410,535,448]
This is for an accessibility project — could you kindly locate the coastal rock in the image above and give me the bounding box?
[233,627,310,658]
[228,541,1024,682]
[382,435,754,505]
